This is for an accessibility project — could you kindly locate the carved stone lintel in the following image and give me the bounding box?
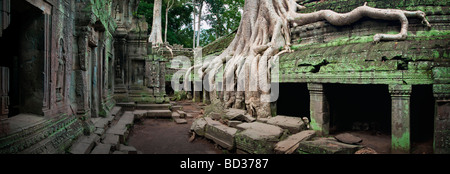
[389,84,412,97]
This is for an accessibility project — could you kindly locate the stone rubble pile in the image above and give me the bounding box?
[191,108,372,154]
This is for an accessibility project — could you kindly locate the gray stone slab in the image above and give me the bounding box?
[227,120,243,128]
[244,114,256,122]
[112,151,126,154]
[297,138,363,154]
[172,112,181,119]
[69,142,95,154]
[146,110,172,118]
[111,106,123,117]
[172,105,183,111]
[91,143,112,154]
[186,113,194,118]
[334,133,363,145]
[94,118,110,129]
[80,134,100,144]
[177,110,187,118]
[103,133,119,144]
[235,122,284,154]
[120,144,138,154]
[256,118,269,123]
[117,111,134,126]
[133,110,148,120]
[204,121,238,150]
[274,130,316,154]
[190,118,208,136]
[136,104,171,110]
[266,115,306,134]
[174,118,187,124]
[94,128,105,135]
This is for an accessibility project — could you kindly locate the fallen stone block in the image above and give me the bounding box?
[256,118,269,123]
[186,113,194,118]
[190,118,208,136]
[102,133,120,150]
[223,108,247,121]
[274,130,316,154]
[177,110,187,118]
[174,118,187,124]
[91,143,112,154]
[120,144,138,154]
[296,137,363,154]
[334,133,363,145]
[244,114,256,122]
[172,105,183,111]
[266,115,306,134]
[227,120,243,128]
[69,135,100,154]
[172,112,181,119]
[204,121,238,150]
[94,128,105,135]
[235,122,284,154]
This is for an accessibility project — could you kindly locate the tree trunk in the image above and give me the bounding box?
[165,0,174,44]
[148,0,163,45]
[192,0,196,48]
[187,0,430,118]
[196,0,203,47]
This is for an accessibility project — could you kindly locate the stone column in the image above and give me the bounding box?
[389,84,412,154]
[433,84,450,154]
[307,83,329,136]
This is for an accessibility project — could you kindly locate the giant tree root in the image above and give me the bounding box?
[186,0,431,118]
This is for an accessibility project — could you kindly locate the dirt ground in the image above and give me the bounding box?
[128,101,222,154]
[330,131,433,154]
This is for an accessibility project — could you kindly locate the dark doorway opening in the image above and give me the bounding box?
[276,83,309,118]
[410,85,434,154]
[0,1,45,117]
[326,84,391,134]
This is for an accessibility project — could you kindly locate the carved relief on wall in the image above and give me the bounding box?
[56,38,66,102]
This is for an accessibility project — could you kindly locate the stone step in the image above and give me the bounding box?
[146,110,172,118]
[177,110,186,118]
[172,112,181,119]
[136,104,171,110]
[296,137,363,154]
[266,115,306,134]
[102,133,120,150]
[69,134,100,154]
[274,130,316,154]
[110,106,123,120]
[116,102,136,111]
[119,144,138,154]
[105,111,134,144]
[94,117,111,129]
[90,143,112,154]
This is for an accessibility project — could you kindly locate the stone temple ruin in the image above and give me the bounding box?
[0,0,449,154]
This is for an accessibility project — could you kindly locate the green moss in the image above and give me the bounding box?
[392,131,410,151]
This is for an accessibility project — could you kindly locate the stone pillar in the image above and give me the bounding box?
[433,84,450,154]
[389,84,412,154]
[307,83,329,136]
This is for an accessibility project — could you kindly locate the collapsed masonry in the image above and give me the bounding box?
[191,105,367,154]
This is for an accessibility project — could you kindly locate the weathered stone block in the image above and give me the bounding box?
[296,138,362,154]
[235,122,284,154]
[204,120,238,150]
[274,130,316,154]
[190,117,208,136]
[266,115,306,134]
[119,144,138,154]
[174,118,187,124]
[227,120,243,128]
[91,143,111,154]
[146,110,172,118]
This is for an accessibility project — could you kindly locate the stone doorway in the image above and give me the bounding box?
[410,85,434,153]
[0,0,46,117]
[276,83,310,118]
